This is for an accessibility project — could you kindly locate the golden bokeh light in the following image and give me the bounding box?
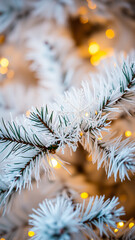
[80,16,88,24]
[125,130,132,137]
[117,221,124,228]
[28,231,35,237]
[26,110,31,117]
[78,6,88,15]
[88,42,100,55]
[49,158,61,169]
[0,67,8,75]
[98,137,102,140]
[80,192,89,199]
[0,58,9,68]
[88,1,96,10]
[114,228,118,233]
[106,29,115,39]
[80,131,83,137]
[129,222,134,229]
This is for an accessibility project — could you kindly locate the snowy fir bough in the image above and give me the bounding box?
[0,51,135,238]
[29,195,124,240]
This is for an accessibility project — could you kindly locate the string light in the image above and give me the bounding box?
[125,130,132,137]
[85,112,89,117]
[78,6,87,15]
[80,192,89,199]
[0,58,9,68]
[98,137,102,140]
[117,221,124,228]
[0,67,8,75]
[28,231,35,237]
[88,42,100,55]
[95,110,98,115]
[90,50,106,66]
[80,16,88,24]
[49,158,61,169]
[106,29,115,39]
[0,238,6,240]
[87,0,96,10]
[129,222,134,229]
[26,110,31,117]
[80,131,83,137]
[114,228,118,233]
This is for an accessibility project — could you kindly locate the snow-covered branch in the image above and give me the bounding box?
[29,195,124,240]
[0,52,135,208]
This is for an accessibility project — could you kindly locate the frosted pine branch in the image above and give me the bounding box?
[29,195,124,240]
[0,52,135,208]
[82,134,135,181]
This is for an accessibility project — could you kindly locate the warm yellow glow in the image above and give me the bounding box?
[114,228,118,233]
[85,112,89,117]
[26,110,31,117]
[78,6,87,15]
[80,192,89,199]
[129,222,134,229]
[0,58,9,68]
[88,42,100,55]
[90,50,107,66]
[117,221,124,228]
[80,16,88,24]
[88,1,96,10]
[95,110,98,115]
[125,130,132,137]
[0,35,5,44]
[0,67,8,75]
[28,231,35,237]
[106,29,115,39]
[49,158,61,169]
[7,70,14,79]
[0,238,6,240]
[86,154,92,162]
[80,131,83,137]
[98,137,102,140]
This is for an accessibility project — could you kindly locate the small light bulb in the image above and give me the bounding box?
[80,131,83,137]
[26,110,30,117]
[129,222,134,229]
[80,192,89,199]
[85,112,89,117]
[49,158,61,169]
[106,29,115,39]
[95,111,98,115]
[117,221,124,228]
[125,130,132,137]
[78,6,87,15]
[114,228,118,233]
[88,42,100,55]
[88,1,96,10]
[98,137,102,140]
[28,231,35,237]
[80,16,88,24]
[0,58,9,68]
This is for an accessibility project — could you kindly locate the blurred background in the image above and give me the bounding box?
[0,0,135,239]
